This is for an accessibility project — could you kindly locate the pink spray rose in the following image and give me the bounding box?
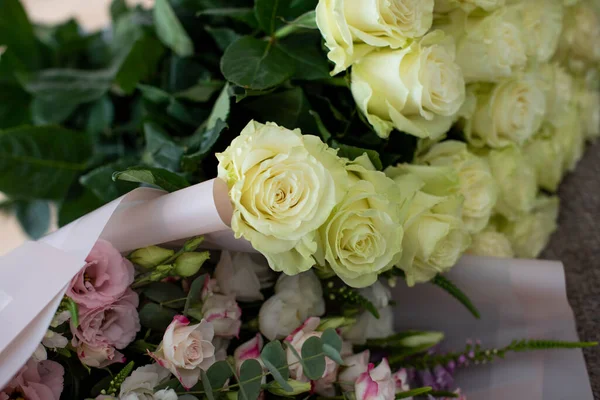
[202,294,242,338]
[149,315,216,390]
[72,289,140,367]
[234,334,264,372]
[0,359,64,400]
[339,350,371,392]
[68,239,135,308]
[355,359,396,400]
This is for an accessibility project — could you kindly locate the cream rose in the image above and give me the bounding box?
[467,227,514,258]
[576,84,600,140]
[500,195,559,258]
[417,140,498,233]
[316,0,434,75]
[555,1,600,72]
[523,125,565,192]
[434,0,505,13]
[386,165,471,286]
[556,105,585,172]
[149,316,215,389]
[504,0,563,63]
[487,146,538,220]
[216,121,349,275]
[437,9,526,83]
[315,155,404,287]
[351,31,465,139]
[465,76,546,148]
[539,63,575,128]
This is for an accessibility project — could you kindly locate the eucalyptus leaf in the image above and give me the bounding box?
[113,166,190,192]
[154,0,194,57]
[143,282,186,308]
[206,360,234,391]
[261,341,291,391]
[15,200,50,239]
[201,370,214,400]
[221,36,295,91]
[300,336,326,380]
[138,303,177,331]
[238,359,263,400]
[184,274,207,316]
[0,125,91,199]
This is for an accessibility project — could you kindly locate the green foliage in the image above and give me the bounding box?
[143,282,186,308]
[325,281,380,319]
[14,200,50,239]
[396,387,432,399]
[431,274,481,319]
[113,166,190,192]
[184,274,208,318]
[261,341,291,391]
[105,361,135,396]
[138,302,178,331]
[153,0,194,57]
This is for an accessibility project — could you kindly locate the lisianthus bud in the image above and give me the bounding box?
[267,380,312,396]
[174,251,210,277]
[129,246,174,269]
[398,331,444,348]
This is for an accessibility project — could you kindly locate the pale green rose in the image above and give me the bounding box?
[523,124,565,192]
[434,0,505,14]
[417,140,498,233]
[487,146,538,221]
[316,0,434,75]
[500,195,559,258]
[575,83,600,140]
[504,0,563,63]
[351,31,465,139]
[216,121,349,275]
[538,63,575,128]
[465,76,546,148]
[436,9,527,83]
[555,1,600,73]
[559,105,586,172]
[315,155,404,288]
[385,164,471,286]
[467,227,514,258]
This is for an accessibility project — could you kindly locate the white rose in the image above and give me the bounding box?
[120,364,173,400]
[576,84,600,140]
[351,31,465,139]
[216,121,349,276]
[417,140,498,233]
[285,317,339,396]
[149,316,215,389]
[355,359,396,400]
[434,0,504,13]
[555,1,600,71]
[465,76,546,148]
[504,0,563,63]
[523,124,566,192]
[437,9,526,83]
[316,0,434,74]
[487,146,538,220]
[201,294,242,338]
[214,251,274,302]
[539,63,575,128]
[339,350,370,392]
[467,228,514,258]
[259,271,325,340]
[500,195,559,258]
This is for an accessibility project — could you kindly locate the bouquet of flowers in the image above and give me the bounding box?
[0,0,598,398]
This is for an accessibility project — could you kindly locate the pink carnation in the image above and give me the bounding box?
[0,359,64,400]
[68,239,135,308]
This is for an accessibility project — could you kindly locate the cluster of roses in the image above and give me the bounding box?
[316,0,600,260]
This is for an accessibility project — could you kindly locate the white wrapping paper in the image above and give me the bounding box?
[0,179,594,398]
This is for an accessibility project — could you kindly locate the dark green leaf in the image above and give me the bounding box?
[396,387,432,399]
[113,166,190,192]
[282,10,317,30]
[205,27,242,52]
[197,8,259,28]
[0,0,40,69]
[110,0,129,21]
[154,0,194,57]
[0,84,30,128]
[15,200,50,239]
[0,125,91,200]
[300,336,326,380]
[432,274,480,319]
[166,56,211,93]
[254,0,291,34]
[206,360,234,391]
[58,189,104,226]
[261,341,291,391]
[86,96,114,137]
[175,80,224,102]
[201,370,214,400]
[182,119,228,172]
[143,122,185,170]
[242,87,311,131]
[277,33,330,81]
[144,282,186,308]
[221,36,295,91]
[139,303,178,331]
[184,274,207,316]
[80,159,138,202]
[206,84,230,130]
[139,84,172,104]
[30,97,77,125]
[239,359,263,400]
[331,140,383,171]
[115,34,166,94]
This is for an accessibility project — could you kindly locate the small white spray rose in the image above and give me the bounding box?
[214,251,274,302]
[354,359,396,400]
[119,364,173,400]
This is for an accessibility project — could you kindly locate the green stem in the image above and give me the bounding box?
[273,24,296,39]
[160,297,188,306]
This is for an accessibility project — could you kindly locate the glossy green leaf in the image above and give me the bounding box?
[0,84,30,128]
[80,159,138,202]
[30,97,77,125]
[0,0,40,69]
[331,140,383,171]
[205,27,241,52]
[138,303,178,331]
[254,0,292,34]
[300,336,326,380]
[309,110,332,142]
[175,80,224,102]
[221,36,295,90]
[238,359,263,400]
[144,282,186,309]
[115,34,166,94]
[58,188,104,227]
[261,341,291,391]
[278,33,330,81]
[154,0,194,57]
[207,84,230,130]
[143,122,185,170]
[182,119,228,172]
[184,274,207,316]
[15,200,50,239]
[0,126,91,199]
[242,87,311,131]
[113,166,190,192]
[86,96,114,136]
[197,8,258,28]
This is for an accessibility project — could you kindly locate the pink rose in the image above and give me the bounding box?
[72,289,140,367]
[202,294,242,338]
[68,240,135,308]
[339,350,370,392]
[355,359,396,400]
[149,315,216,390]
[0,359,64,400]
[285,317,339,396]
[234,334,264,372]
